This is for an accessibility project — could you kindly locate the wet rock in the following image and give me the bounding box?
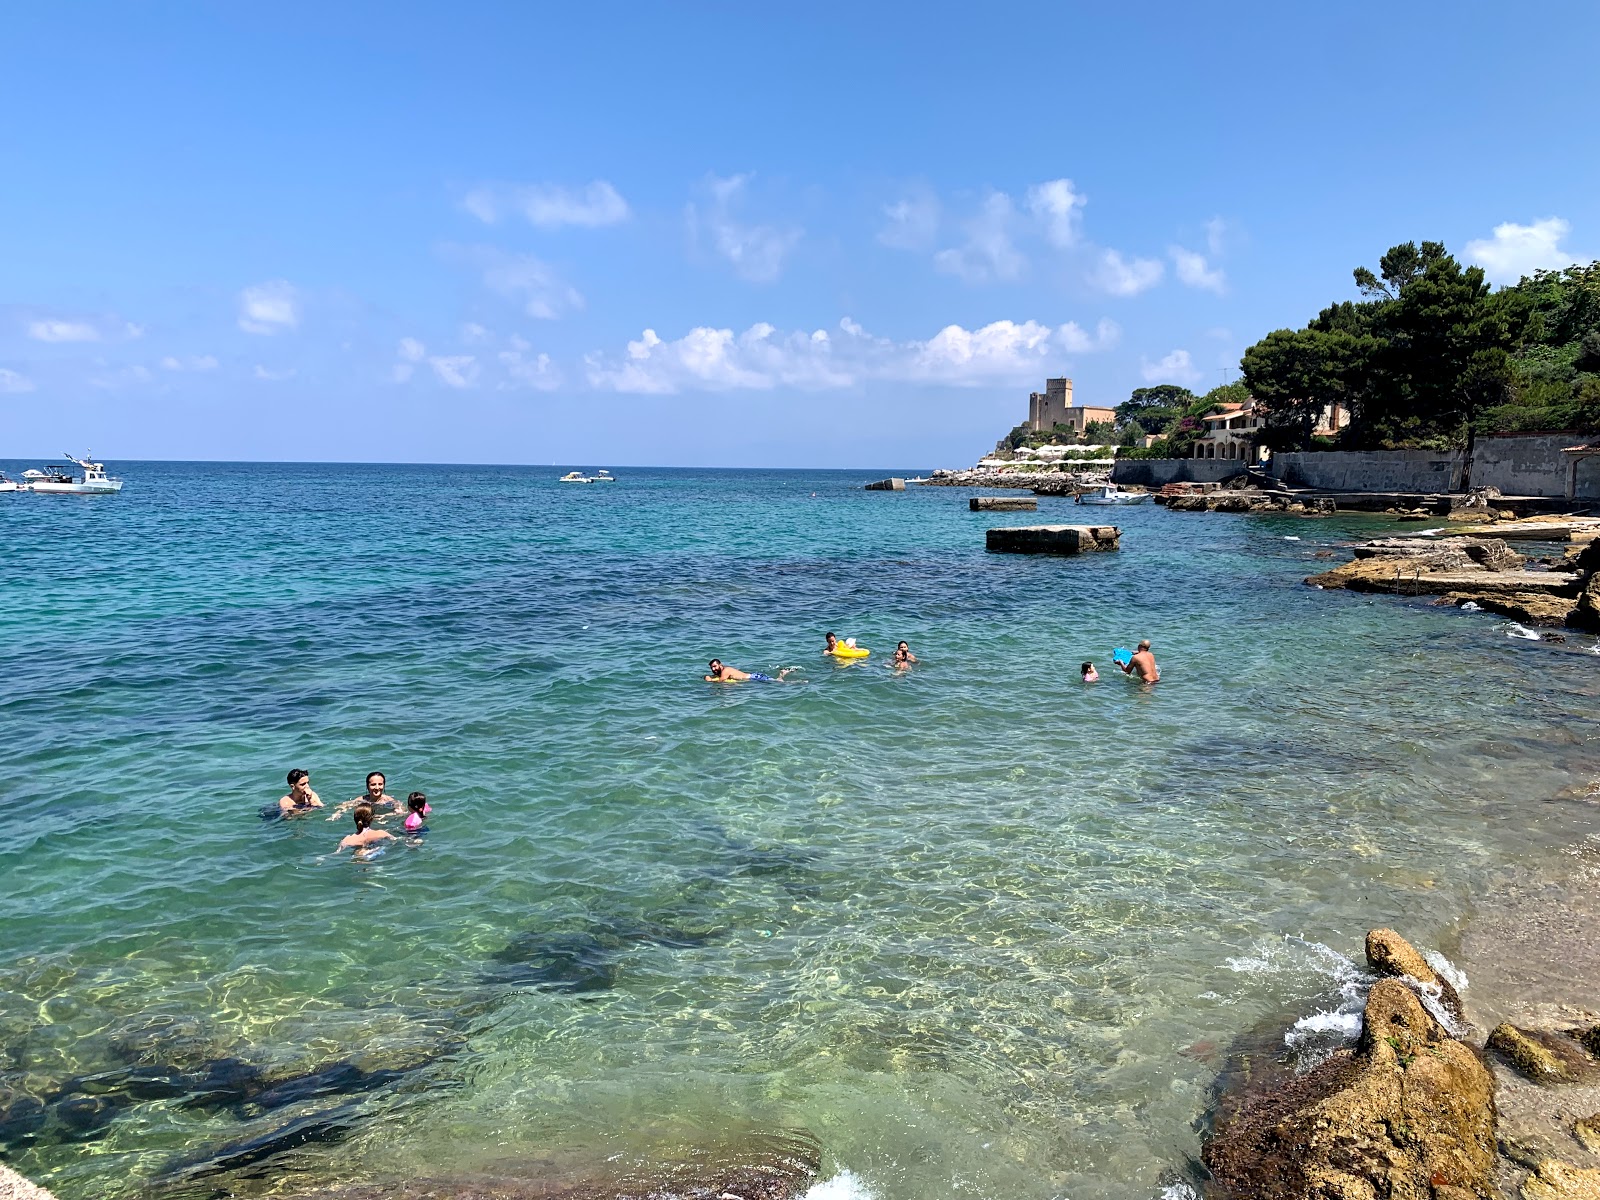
[1574,1115,1600,1154]
[1488,1024,1597,1086]
[1365,928,1466,1023]
[1202,979,1496,1200]
[1572,574,1600,633]
[1522,1158,1600,1199]
[1438,591,1578,627]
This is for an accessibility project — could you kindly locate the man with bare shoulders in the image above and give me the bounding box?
[705,659,794,683]
[277,768,323,816]
[1119,639,1161,683]
[328,772,401,820]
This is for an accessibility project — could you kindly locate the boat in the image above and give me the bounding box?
[558,471,593,484]
[0,472,22,492]
[27,453,123,495]
[592,470,617,482]
[1076,484,1148,505]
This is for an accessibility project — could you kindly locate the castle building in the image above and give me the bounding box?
[1027,378,1116,435]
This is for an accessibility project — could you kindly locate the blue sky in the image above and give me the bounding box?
[2,2,1596,467]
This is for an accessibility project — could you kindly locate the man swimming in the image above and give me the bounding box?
[277,768,323,815]
[705,659,794,682]
[1119,639,1161,683]
[328,772,401,820]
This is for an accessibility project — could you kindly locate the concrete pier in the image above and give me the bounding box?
[864,478,905,491]
[970,495,1037,512]
[985,524,1120,555]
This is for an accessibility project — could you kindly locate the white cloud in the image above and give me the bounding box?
[1141,348,1200,386]
[878,191,940,250]
[428,355,479,389]
[160,354,218,371]
[1205,217,1227,257]
[499,345,561,390]
[1091,249,1164,296]
[88,364,154,389]
[253,364,296,381]
[1057,318,1122,353]
[1464,217,1580,285]
[238,281,299,335]
[1026,179,1087,249]
[447,247,584,320]
[391,337,426,382]
[462,180,629,229]
[0,367,35,393]
[28,319,100,342]
[688,174,802,283]
[461,322,491,345]
[585,314,1117,394]
[1170,246,1226,294]
[933,191,1025,284]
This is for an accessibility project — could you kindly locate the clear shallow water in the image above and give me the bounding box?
[1,462,1598,1200]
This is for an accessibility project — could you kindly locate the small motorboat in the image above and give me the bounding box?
[592,470,617,482]
[1076,484,1148,505]
[27,452,123,495]
[558,471,593,484]
[0,472,23,492]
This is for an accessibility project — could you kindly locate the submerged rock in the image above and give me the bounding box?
[1203,977,1496,1200]
[1438,591,1578,627]
[1520,1158,1600,1200]
[1487,1024,1599,1087]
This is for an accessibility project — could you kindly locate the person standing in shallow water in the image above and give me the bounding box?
[277,768,323,815]
[1120,639,1160,683]
[337,805,396,855]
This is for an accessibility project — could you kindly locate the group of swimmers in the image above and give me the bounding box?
[1079,640,1161,684]
[704,633,918,683]
[707,633,1159,684]
[275,768,433,855]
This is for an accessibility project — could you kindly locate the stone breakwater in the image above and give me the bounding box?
[1204,927,1600,1200]
[922,466,1111,492]
[1307,530,1600,630]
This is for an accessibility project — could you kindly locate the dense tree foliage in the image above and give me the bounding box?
[1240,242,1600,449]
[1114,385,1196,434]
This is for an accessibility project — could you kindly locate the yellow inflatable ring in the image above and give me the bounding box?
[830,644,871,658]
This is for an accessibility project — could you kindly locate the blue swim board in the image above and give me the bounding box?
[1112,648,1133,667]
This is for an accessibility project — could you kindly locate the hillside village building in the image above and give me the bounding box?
[1026,378,1116,435]
[1191,398,1351,459]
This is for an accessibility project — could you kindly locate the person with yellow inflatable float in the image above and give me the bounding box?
[823,631,871,659]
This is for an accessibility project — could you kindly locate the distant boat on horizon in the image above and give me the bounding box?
[25,452,124,495]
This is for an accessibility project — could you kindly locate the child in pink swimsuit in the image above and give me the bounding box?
[404,792,432,832]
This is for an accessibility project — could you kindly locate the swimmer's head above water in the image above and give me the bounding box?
[707,659,724,679]
[352,804,375,833]
[405,792,430,831]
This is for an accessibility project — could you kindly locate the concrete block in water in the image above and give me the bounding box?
[970,496,1037,512]
[864,478,905,491]
[985,524,1120,555]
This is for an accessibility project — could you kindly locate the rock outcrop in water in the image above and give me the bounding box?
[1203,931,1497,1200]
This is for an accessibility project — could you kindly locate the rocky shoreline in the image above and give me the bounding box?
[1305,523,1600,630]
[922,465,1112,493]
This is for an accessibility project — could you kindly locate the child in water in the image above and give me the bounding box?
[403,791,431,832]
[1081,661,1100,683]
[337,805,396,856]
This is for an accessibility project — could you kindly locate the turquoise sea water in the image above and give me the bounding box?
[2,462,1598,1200]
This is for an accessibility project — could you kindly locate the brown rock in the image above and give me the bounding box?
[1574,1115,1600,1154]
[1437,591,1579,627]
[0,1165,57,1200]
[1522,1158,1600,1200]
[1487,1024,1596,1086]
[1366,928,1466,1024]
[1572,575,1600,633]
[1203,979,1496,1200]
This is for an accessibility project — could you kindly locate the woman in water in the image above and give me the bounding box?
[336,805,396,856]
[329,772,401,820]
[891,642,917,669]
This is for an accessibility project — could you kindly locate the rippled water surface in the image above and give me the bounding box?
[2,462,1598,1200]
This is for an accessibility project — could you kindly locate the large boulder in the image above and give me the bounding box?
[1203,979,1496,1200]
[1437,591,1578,627]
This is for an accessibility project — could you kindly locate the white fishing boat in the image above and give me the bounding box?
[0,472,22,492]
[558,470,593,483]
[27,453,123,495]
[593,470,617,482]
[1076,484,1148,506]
